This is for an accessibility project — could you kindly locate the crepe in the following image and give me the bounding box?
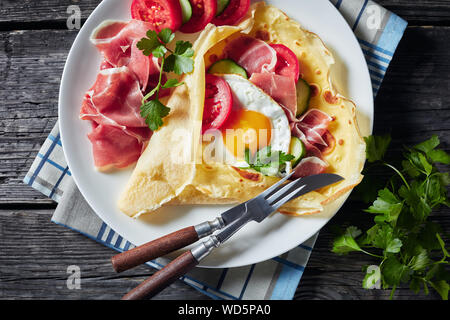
[118,2,366,217]
[117,15,254,217]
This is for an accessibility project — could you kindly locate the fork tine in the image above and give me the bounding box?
[269,184,308,211]
[266,177,305,204]
[257,171,295,199]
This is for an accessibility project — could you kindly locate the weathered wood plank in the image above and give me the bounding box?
[0,209,208,300]
[0,0,449,26]
[0,208,447,299]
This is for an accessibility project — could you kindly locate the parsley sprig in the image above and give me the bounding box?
[332,134,450,300]
[137,28,194,131]
[244,146,294,176]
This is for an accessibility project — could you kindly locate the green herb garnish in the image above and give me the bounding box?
[244,146,295,176]
[137,28,194,131]
[332,134,450,300]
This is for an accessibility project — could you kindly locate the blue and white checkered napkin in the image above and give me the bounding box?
[24,0,407,300]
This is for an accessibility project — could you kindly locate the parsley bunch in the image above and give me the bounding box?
[332,134,450,299]
[244,146,294,176]
[137,28,194,131]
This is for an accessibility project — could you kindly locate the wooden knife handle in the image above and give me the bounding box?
[121,250,198,300]
[111,226,199,273]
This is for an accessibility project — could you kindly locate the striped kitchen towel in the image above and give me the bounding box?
[24,0,407,300]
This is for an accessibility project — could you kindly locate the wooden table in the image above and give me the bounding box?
[0,0,448,300]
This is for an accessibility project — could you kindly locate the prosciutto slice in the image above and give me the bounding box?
[224,36,277,76]
[293,157,328,177]
[80,67,146,128]
[91,20,161,92]
[291,109,334,178]
[90,20,154,67]
[249,73,297,117]
[88,123,151,170]
[296,109,333,146]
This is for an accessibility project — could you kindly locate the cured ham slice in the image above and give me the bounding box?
[249,73,297,117]
[90,19,153,67]
[293,157,328,178]
[88,123,151,171]
[224,36,277,76]
[291,109,335,177]
[80,67,146,128]
[128,39,161,92]
[298,108,333,139]
[294,109,333,147]
[90,20,161,91]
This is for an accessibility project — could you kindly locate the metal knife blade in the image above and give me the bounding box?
[216,173,344,244]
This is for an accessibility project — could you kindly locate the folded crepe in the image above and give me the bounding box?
[118,2,366,218]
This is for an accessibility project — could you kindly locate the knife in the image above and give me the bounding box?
[111,171,296,273]
[119,173,344,299]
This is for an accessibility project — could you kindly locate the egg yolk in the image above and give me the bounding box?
[222,109,272,159]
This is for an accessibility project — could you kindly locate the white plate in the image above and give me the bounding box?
[59,0,373,268]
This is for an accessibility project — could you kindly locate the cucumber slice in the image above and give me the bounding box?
[217,0,231,16]
[208,59,248,79]
[289,137,306,166]
[296,78,311,117]
[259,165,279,177]
[179,0,193,24]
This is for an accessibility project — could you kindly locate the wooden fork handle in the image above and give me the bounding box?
[111,226,199,273]
[121,250,198,300]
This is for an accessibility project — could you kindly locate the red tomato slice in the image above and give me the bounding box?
[270,44,300,82]
[180,0,217,33]
[131,0,183,32]
[202,74,233,133]
[212,0,250,26]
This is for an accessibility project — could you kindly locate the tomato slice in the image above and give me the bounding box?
[212,0,250,26]
[180,0,217,33]
[270,44,300,82]
[131,0,183,32]
[202,74,233,133]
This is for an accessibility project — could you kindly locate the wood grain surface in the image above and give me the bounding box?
[0,0,449,300]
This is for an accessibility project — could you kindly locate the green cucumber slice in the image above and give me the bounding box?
[290,137,306,166]
[296,78,311,117]
[217,0,231,16]
[179,0,193,24]
[259,165,279,177]
[208,59,248,79]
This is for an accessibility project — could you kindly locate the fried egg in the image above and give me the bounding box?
[204,74,291,168]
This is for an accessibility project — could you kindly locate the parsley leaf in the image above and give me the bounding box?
[381,256,410,288]
[162,78,184,89]
[137,30,161,56]
[244,146,294,176]
[365,188,403,226]
[157,28,175,44]
[428,149,450,165]
[364,134,391,162]
[140,99,171,131]
[332,226,364,255]
[430,281,449,300]
[414,135,440,154]
[164,41,195,75]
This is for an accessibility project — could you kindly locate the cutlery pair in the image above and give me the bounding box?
[111,172,343,300]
